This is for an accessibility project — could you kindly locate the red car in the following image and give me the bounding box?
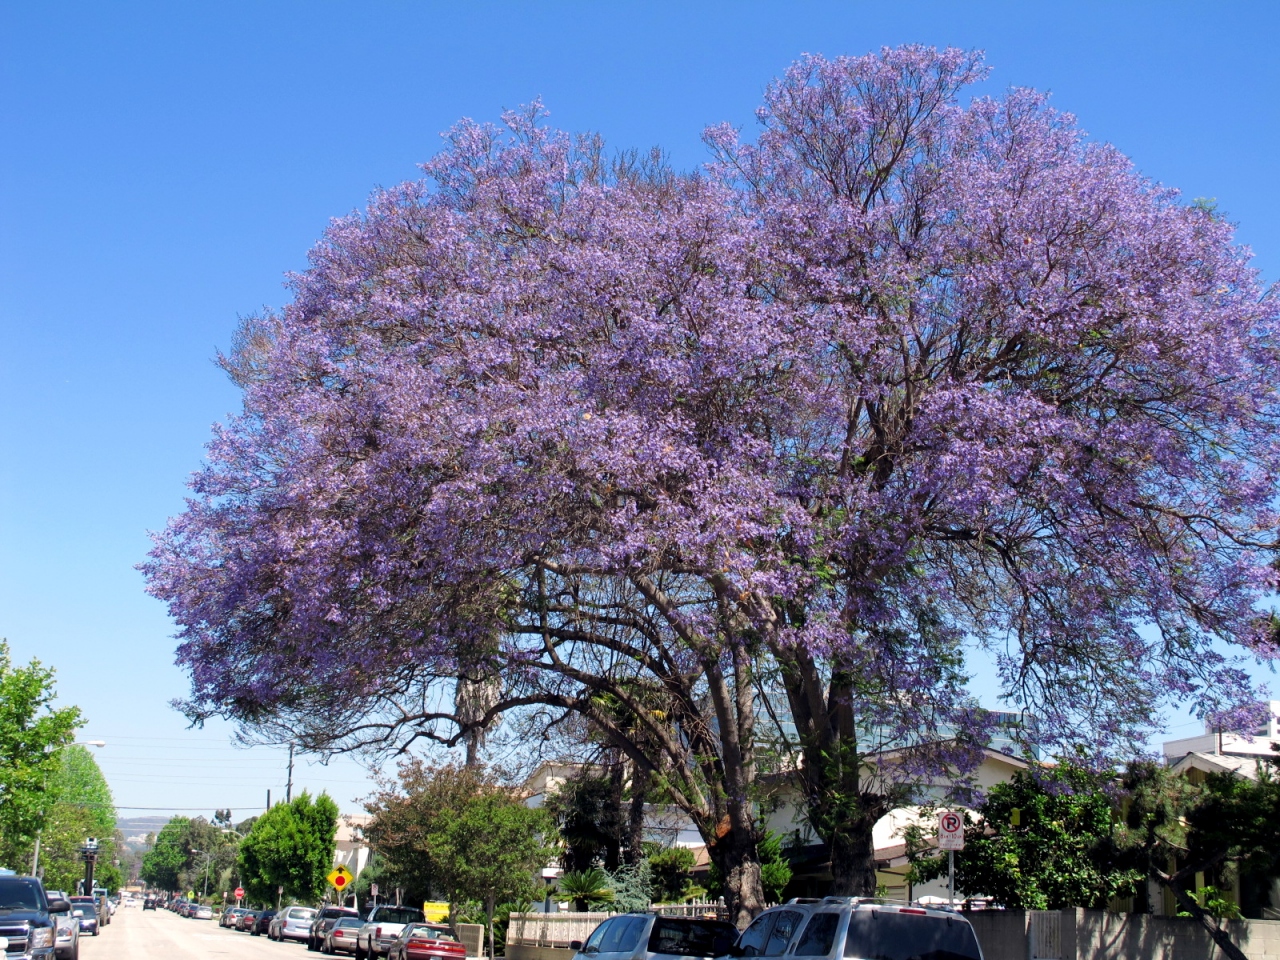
[387,924,466,960]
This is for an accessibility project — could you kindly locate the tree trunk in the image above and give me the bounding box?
[827,816,879,897]
[485,894,495,960]
[627,764,648,866]
[710,827,766,929]
[605,762,625,871]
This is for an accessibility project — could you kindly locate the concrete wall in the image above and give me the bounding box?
[967,910,1027,960]
[1072,908,1280,960]
[963,907,1280,960]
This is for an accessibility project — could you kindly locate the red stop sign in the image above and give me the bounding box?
[234,887,245,899]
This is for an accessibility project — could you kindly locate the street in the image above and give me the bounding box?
[85,908,313,960]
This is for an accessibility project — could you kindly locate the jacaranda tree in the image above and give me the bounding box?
[144,46,1280,919]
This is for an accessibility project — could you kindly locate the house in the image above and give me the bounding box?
[1164,700,1280,785]
[759,746,1034,901]
[1161,702,1280,919]
[524,743,1033,902]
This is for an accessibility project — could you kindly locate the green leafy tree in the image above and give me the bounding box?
[911,766,1140,910]
[141,817,191,891]
[237,792,338,905]
[547,770,627,872]
[647,848,695,903]
[758,831,792,903]
[0,641,81,869]
[363,761,500,904]
[604,861,653,912]
[427,792,554,959]
[1116,761,1254,960]
[39,745,117,892]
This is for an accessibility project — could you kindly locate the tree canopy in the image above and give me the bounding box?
[140,817,192,892]
[913,766,1140,909]
[145,45,1280,914]
[0,640,82,871]
[39,745,119,893]
[237,792,339,905]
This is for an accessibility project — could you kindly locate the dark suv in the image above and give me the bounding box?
[726,897,983,960]
[0,876,71,960]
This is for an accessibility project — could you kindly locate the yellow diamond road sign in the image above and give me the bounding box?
[327,865,354,890]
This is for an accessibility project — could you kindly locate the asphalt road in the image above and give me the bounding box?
[82,906,317,960]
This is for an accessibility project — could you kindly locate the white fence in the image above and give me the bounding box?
[507,913,616,948]
[651,901,731,920]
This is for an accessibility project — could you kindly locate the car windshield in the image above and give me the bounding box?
[378,907,424,925]
[79,905,97,917]
[408,925,456,942]
[291,908,317,919]
[0,885,42,911]
[648,919,737,958]
[842,911,981,960]
[336,918,364,929]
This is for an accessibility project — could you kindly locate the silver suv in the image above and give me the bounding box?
[572,914,738,960]
[729,898,983,960]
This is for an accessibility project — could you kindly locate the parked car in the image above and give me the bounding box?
[324,917,366,955]
[571,914,738,960]
[143,897,157,911]
[386,923,465,960]
[253,909,277,935]
[47,892,80,960]
[67,898,98,937]
[309,906,362,951]
[721,898,983,960]
[196,904,214,920]
[72,902,99,938]
[270,905,317,942]
[221,907,248,927]
[238,909,262,932]
[355,904,425,959]
[0,875,69,960]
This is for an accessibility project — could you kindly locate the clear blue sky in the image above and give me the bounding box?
[2,1,1278,817]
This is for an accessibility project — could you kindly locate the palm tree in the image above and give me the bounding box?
[555,869,614,912]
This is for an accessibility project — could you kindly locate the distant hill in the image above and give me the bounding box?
[116,814,176,849]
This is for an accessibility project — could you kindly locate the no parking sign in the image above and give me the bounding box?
[937,810,965,851]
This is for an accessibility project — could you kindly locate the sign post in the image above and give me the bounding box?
[936,811,965,906]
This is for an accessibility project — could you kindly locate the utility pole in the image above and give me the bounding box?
[266,789,271,810]
[80,838,99,895]
[286,744,294,803]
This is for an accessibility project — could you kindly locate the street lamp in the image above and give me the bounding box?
[191,849,215,898]
[32,739,106,876]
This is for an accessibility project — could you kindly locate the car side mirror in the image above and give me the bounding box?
[570,942,583,952]
[48,900,70,913]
